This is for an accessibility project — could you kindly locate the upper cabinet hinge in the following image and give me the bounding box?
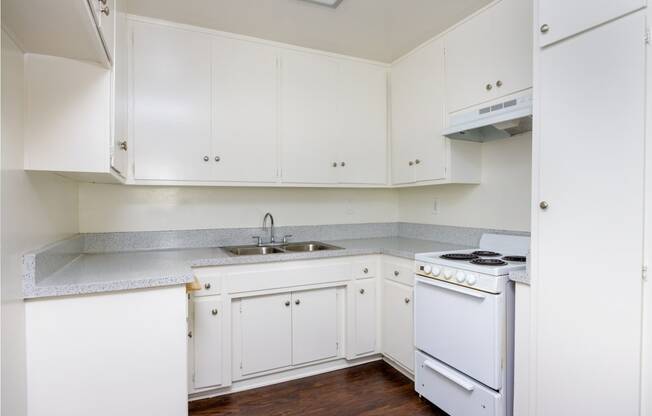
[643,266,648,281]
[645,26,650,44]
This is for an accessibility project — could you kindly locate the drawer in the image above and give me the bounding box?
[352,260,377,279]
[192,272,221,297]
[415,351,503,416]
[382,257,414,286]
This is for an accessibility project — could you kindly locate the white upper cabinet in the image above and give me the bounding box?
[212,37,279,183]
[336,61,388,185]
[280,50,340,184]
[444,0,532,113]
[132,23,213,181]
[391,37,479,186]
[111,11,129,176]
[538,0,645,47]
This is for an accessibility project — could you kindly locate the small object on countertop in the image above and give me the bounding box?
[186,276,202,293]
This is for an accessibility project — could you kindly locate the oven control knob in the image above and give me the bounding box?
[432,267,441,277]
[423,265,432,274]
[443,269,453,279]
[466,274,477,286]
[456,271,466,283]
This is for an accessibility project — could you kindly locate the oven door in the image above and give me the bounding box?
[415,276,504,389]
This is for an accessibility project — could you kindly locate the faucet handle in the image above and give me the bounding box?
[252,236,262,246]
[282,234,293,244]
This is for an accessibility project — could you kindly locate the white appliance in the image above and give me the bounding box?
[442,91,532,142]
[414,233,529,416]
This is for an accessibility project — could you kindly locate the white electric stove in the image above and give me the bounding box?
[413,233,529,416]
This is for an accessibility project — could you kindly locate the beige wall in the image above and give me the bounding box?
[78,185,400,232]
[79,135,531,233]
[1,32,79,416]
[398,134,532,232]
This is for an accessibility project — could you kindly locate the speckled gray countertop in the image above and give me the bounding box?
[23,237,472,299]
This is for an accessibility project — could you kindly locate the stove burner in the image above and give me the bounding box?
[440,253,479,261]
[472,250,501,257]
[502,256,526,262]
[471,258,508,266]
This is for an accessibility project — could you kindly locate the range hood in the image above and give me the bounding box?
[442,92,533,142]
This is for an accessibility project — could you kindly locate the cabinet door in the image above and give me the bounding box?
[353,278,377,356]
[240,293,292,375]
[534,13,645,415]
[111,11,128,176]
[382,279,414,372]
[280,50,338,183]
[445,0,532,113]
[99,0,115,62]
[292,288,338,365]
[391,39,446,184]
[539,0,644,47]
[133,23,212,181]
[212,37,278,182]
[193,297,223,389]
[337,61,387,184]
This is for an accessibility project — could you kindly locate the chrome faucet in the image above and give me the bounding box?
[262,212,275,244]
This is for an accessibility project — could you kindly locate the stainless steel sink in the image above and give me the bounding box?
[222,241,342,256]
[224,246,285,256]
[282,242,341,252]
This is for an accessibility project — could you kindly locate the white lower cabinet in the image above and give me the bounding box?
[351,278,378,356]
[192,296,226,389]
[292,288,339,365]
[240,293,293,375]
[382,278,414,373]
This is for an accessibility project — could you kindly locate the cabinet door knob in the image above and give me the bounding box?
[486,83,493,91]
[203,156,209,162]
[496,80,503,87]
[100,5,110,15]
[415,159,421,165]
[540,24,550,33]
[408,161,414,166]
[284,301,290,307]
[394,270,400,276]
[363,267,369,274]
[539,201,549,210]
[404,297,410,304]
[211,309,218,316]
[295,299,301,305]
[204,283,211,290]
[359,288,365,294]
[340,162,346,167]
[215,156,221,162]
[332,162,338,167]
[118,140,127,151]
[188,331,192,338]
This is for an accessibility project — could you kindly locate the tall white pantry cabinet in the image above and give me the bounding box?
[530,2,650,416]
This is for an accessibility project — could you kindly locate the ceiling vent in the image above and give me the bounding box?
[299,0,344,8]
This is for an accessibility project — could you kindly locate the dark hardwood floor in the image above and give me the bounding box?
[189,361,447,416]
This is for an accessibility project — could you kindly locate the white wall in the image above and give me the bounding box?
[398,134,532,232]
[1,32,79,416]
[78,185,399,232]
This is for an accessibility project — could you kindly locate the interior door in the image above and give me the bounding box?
[415,277,503,389]
[193,297,223,389]
[291,288,338,365]
[382,279,414,372]
[538,0,645,47]
[535,12,645,415]
[212,37,278,182]
[280,50,338,184]
[240,293,292,375]
[353,278,377,356]
[133,22,212,181]
[337,61,387,185]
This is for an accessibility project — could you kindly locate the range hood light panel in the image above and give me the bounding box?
[300,0,344,8]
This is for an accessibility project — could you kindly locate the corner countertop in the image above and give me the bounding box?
[24,237,471,299]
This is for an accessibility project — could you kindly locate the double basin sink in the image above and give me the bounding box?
[223,241,343,256]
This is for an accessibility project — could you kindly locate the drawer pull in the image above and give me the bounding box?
[423,359,475,392]
[363,267,369,274]
[394,270,400,276]
[211,309,218,316]
[359,288,365,294]
[204,283,211,290]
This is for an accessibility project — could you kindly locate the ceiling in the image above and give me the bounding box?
[124,0,493,63]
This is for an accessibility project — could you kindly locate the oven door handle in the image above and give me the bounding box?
[416,277,487,300]
[423,359,475,392]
